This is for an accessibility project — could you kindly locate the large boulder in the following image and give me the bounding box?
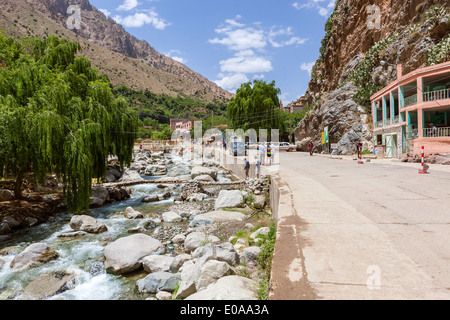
[90,186,110,208]
[185,276,258,300]
[142,255,176,273]
[193,175,215,183]
[190,211,246,228]
[20,271,77,300]
[192,242,240,267]
[144,165,167,176]
[214,190,244,210]
[167,165,191,177]
[10,243,59,271]
[69,215,108,234]
[184,232,220,253]
[119,169,144,183]
[162,211,183,223]
[136,272,181,294]
[195,260,235,291]
[0,189,15,201]
[191,166,218,181]
[104,234,165,275]
[124,207,144,220]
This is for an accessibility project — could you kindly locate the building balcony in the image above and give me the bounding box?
[423,88,450,103]
[423,127,450,138]
[400,94,417,109]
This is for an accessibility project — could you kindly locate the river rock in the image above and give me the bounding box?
[184,232,220,253]
[162,211,182,223]
[250,227,271,241]
[0,189,15,201]
[156,291,173,301]
[193,175,215,183]
[0,222,11,235]
[10,243,59,270]
[185,276,258,300]
[124,207,144,220]
[186,193,208,202]
[195,260,235,291]
[142,255,176,273]
[167,165,191,177]
[136,272,181,294]
[189,210,246,228]
[241,247,262,265]
[192,242,240,267]
[191,166,218,181]
[90,186,110,208]
[119,169,144,183]
[2,216,20,229]
[142,195,160,203]
[214,190,243,210]
[57,231,88,239]
[20,271,77,300]
[172,234,186,244]
[170,254,192,273]
[69,215,108,234]
[104,234,165,275]
[145,165,167,176]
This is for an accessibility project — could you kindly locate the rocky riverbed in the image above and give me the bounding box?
[0,150,274,300]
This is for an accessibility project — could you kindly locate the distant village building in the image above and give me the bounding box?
[170,119,193,132]
[283,96,308,114]
[371,61,450,158]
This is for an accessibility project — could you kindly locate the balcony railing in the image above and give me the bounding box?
[400,94,417,109]
[423,88,450,102]
[394,115,400,124]
[375,120,383,128]
[423,127,450,138]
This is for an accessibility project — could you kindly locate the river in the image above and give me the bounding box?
[0,154,232,300]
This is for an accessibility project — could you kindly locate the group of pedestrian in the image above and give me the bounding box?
[244,142,275,180]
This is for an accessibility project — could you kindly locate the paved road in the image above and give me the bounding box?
[268,152,450,300]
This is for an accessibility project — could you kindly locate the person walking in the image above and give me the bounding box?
[244,158,250,180]
[308,141,314,156]
[266,143,272,166]
[259,143,266,165]
[255,156,261,179]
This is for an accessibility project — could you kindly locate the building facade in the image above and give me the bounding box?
[371,61,450,158]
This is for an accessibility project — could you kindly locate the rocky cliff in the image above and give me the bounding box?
[0,0,234,103]
[295,0,450,154]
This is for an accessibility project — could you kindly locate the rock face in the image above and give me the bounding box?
[10,243,59,270]
[104,234,165,275]
[295,82,373,154]
[69,215,108,234]
[185,276,258,300]
[294,0,449,154]
[214,190,244,210]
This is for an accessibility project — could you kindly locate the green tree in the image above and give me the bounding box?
[227,80,282,132]
[0,33,139,212]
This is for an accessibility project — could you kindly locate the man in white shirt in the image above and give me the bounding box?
[259,144,266,165]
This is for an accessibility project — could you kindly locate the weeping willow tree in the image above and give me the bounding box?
[0,33,139,213]
[227,80,282,133]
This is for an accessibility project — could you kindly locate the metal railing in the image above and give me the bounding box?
[400,94,417,109]
[423,127,450,138]
[423,88,450,102]
[375,120,383,128]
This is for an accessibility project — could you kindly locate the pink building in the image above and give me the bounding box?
[371,61,450,158]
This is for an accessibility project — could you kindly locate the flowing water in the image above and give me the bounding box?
[0,156,232,300]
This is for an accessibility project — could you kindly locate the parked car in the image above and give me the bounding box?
[278,142,296,152]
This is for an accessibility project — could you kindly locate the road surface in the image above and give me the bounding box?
[267,152,450,300]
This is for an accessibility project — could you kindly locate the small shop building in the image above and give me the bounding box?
[371,61,450,158]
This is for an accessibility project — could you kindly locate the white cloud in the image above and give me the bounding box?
[99,9,111,17]
[113,9,170,29]
[292,0,336,17]
[300,61,315,74]
[165,50,187,64]
[214,73,249,92]
[209,16,308,91]
[117,0,140,12]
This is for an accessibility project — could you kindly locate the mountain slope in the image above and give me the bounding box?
[294,0,450,153]
[0,0,234,103]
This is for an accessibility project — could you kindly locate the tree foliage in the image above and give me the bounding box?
[0,33,139,212]
[227,80,282,132]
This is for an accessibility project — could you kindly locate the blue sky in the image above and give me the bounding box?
[89,0,336,105]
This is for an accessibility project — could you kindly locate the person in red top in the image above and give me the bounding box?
[308,141,314,156]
